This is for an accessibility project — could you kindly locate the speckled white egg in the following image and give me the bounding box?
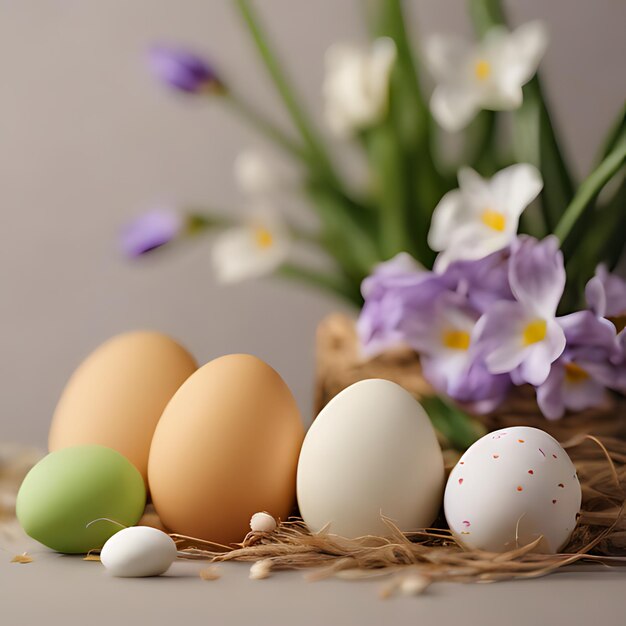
[444,426,581,553]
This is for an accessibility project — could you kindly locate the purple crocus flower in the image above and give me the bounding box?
[474,236,566,386]
[585,264,626,318]
[149,45,222,94]
[120,209,182,257]
[536,310,621,419]
[357,253,454,356]
[442,248,514,314]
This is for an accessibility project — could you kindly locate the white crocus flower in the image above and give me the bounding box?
[424,21,548,132]
[429,163,543,270]
[211,207,290,283]
[323,37,396,136]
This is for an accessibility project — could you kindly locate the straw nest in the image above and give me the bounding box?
[170,434,626,595]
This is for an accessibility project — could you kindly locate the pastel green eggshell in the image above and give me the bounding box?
[16,445,146,554]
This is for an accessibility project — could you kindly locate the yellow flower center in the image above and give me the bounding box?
[254,226,274,249]
[442,329,471,351]
[564,362,589,383]
[481,208,506,232]
[522,319,547,346]
[474,59,491,81]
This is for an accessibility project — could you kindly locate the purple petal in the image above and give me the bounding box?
[474,300,529,374]
[558,310,620,357]
[584,275,607,318]
[149,45,221,93]
[509,235,565,318]
[536,362,566,420]
[585,264,626,318]
[120,209,182,257]
[443,248,514,313]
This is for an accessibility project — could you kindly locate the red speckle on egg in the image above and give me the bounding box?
[462,520,471,527]
[518,439,525,443]
[552,454,557,459]
[492,454,499,459]
[528,470,534,475]
[552,499,557,504]
[558,483,564,488]
[459,461,464,465]
[516,486,523,492]
[458,478,464,485]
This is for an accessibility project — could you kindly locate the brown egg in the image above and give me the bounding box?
[148,354,304,546]
[49,331,197,484]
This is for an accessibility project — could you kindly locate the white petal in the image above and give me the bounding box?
[234,150,280,197]
[427,189,464,251]
[490,163,543,221]
[517,342,553,386]
[430,84,480,132]
[508,21,549,86]
[423,34,472,81]
[435,221,511,267]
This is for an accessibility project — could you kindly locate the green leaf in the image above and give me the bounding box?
[554,130,626,244]
[234,0,339,189]
[306,183,382,281]
[421,395,486,451]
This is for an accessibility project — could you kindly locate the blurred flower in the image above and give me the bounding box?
[424,21,548,131]
[323,37,396,136]
[234,149,283,197]
[120,208,182,257]
[149,44,222,93]
[537,310,621,419]
[428,164,543,269]
[475,236,566,386]
[585,264,626,318]
[211,207,290,283]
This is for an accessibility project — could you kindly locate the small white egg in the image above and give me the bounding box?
[250,512,277,533]
[100,526,177,577]
[444,426,582,553]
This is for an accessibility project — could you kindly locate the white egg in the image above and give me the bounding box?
[444,426,581,553]
[297,379,444,538]
[250,512,277,533]
[100,526,178,577]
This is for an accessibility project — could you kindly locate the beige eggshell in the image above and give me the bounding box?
[148,354,304,546]
[49,331,197,484]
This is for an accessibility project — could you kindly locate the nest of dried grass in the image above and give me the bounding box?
[174,435,626,595]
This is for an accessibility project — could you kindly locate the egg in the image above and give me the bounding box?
[444,426,581,553]
[148,354,304,545]
[297,379,444,538]
[16,445,146,553]
[49,331,197,483]
[100,526,178,577]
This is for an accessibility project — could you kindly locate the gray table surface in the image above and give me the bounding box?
[2,523,626,626]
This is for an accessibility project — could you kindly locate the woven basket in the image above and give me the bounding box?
[314,313,626,445]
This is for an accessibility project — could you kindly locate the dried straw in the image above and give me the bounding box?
[174,435,626,592]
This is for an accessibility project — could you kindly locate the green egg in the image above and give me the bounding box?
[16,445,146,554]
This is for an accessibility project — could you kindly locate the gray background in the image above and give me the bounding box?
[2,0,625,446]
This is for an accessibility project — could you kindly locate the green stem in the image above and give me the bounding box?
[277,262,361,305]
[234,0,338,186]
[226,92,308,160]
[554,133,626,243]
